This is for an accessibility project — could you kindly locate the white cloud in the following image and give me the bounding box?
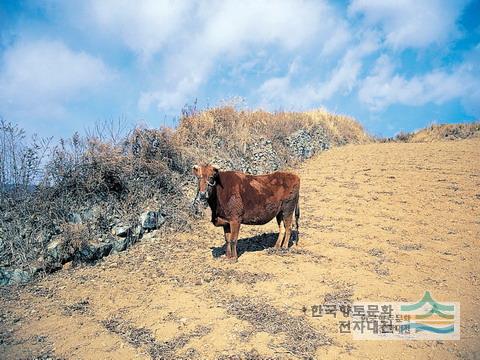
[348,0,469,49]
[257,35,379,109]
[0,39,113,119]
[130,0,348,112]
[321,25,351,57]
[51,0,356,112]
[258,76,318,110]
[358,53,479,113]
[317,33,379,100]
[89,0,191,62]
[196,0,329,53]
[257,60,319,110]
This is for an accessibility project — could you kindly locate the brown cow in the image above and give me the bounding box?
[192,164,300,261]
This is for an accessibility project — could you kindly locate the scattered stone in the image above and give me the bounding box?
[140,211,165,231]
[63,299,90,316]
[222,295,330,358]
[368,248,384,257]
[287,128,330,161]
[324,288,354,305]
[111,224,132,237]
[45,237,70,268]
[288,129,315,159]
[74,241,113,263]
[399,243,423,251]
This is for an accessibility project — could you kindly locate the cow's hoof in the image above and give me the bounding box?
[228,257,238,263]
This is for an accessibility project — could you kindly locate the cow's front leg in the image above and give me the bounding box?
[223,224,232,259]
[282,215,293,248]
[229,222,241,262]
[274,215,285,248]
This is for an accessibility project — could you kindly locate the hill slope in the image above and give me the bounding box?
[1,138,479,359]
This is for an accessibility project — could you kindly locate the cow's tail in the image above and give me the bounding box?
[295,197,300,245]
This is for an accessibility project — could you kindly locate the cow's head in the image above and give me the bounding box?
[192,164,219,207]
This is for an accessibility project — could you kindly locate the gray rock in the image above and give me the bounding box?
[44,237,72,271]
[46,238,66,263]
[111,236,137,253]
[310,126,331,151]
[82,210,94,221]
[67,212,82,224]
[74,241,113,263]
[133,224,143,236]
[81,205,105,222]
[111,224,132,237]
[140,211,165,230]
[0,268,33,286]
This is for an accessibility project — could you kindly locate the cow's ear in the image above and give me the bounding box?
[192,165,199,176]
[211,164,220,175]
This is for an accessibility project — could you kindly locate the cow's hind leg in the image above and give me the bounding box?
[223,224,232,259]
[282,214,294,249]
[274,214,285,248]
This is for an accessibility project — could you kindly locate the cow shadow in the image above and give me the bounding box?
[211,231,298,259]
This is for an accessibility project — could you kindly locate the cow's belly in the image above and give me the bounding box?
[242,216,276,225]
[241,203,280,225]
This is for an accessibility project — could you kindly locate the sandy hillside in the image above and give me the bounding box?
[1,139,479,360]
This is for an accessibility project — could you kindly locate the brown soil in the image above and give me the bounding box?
[1,139,479,359]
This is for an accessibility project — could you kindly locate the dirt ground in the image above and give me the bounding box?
[1,139,479,360]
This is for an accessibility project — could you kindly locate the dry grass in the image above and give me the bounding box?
[174,107,370,165]
[305,109,370,145]
[392,122,480,143]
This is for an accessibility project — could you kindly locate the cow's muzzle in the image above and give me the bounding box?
[197,191,209,201]
[192,180,215,214]
[192,192,208,216]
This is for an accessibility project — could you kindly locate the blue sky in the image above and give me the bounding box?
[0,0,479,138]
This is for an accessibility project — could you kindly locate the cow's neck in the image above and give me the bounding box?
[207,186,218,221]
[207,172,224,221]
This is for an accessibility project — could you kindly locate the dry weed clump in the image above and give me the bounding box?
[102,316,211,359]
[222,295,330,358]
